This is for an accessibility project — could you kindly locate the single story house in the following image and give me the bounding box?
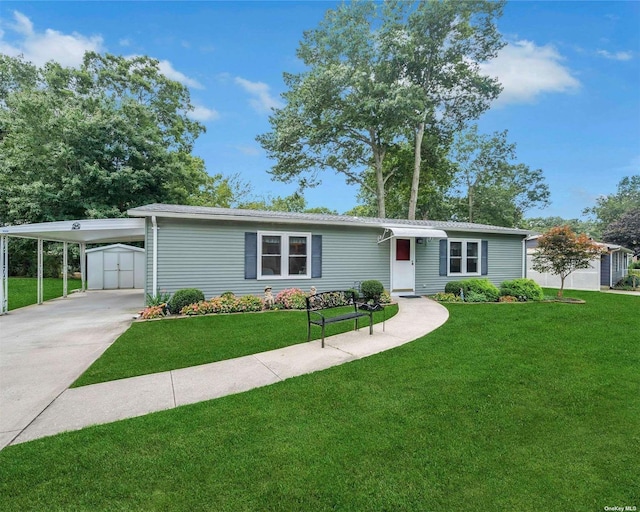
[525,235,633,291]
[127,203,532,299]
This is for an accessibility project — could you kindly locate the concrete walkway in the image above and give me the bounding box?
[5,296,448,447]
[0,290,144,450]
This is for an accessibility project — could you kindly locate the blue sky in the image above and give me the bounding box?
[1,1,638,220]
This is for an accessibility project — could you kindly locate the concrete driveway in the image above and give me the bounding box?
[0,289,143,449]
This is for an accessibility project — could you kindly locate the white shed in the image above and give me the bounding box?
[86,244,145,290]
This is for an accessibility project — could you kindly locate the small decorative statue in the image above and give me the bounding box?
[264,286,274,308]
[310,286,317,296]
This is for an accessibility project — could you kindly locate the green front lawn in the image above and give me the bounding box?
[72,304,398,387]
[1,291,637,511]
[7,277,83,310]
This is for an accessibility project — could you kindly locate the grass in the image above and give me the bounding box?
[1,290,638,511]
[7,277,83,310]
[72,304,398,387]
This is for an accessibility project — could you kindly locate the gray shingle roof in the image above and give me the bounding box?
[127,203,532,235]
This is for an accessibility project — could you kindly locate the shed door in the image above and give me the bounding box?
[118,252,135,288]
[103,252,119,289]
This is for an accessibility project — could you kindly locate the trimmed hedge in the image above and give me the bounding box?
[167,288,205,314]
[444,278,500,302]
[500,278,544,301]
[361,280,384,301]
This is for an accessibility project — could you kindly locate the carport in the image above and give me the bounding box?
[0,218,145,314]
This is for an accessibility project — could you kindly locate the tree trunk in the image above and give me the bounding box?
[372,141,386,218]
[468,185,474,223]
[558,276,565,298]
[408,122,425,220]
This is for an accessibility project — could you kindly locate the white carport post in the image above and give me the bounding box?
[0,235,8,314]
[79,242,87,292]
[62,241,68,298]
[37,238,44,305]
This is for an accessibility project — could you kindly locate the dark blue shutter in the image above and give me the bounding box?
[311,235,322,278]
[481,240,488,275]
[245,232,257,279]
[439,239,447,276]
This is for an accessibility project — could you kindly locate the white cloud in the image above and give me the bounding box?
[480,40,581,106]
[234,76,283,114]
[234,144,261,156]
[189,104,220,122]
[0,10,104,67]
[157,59,203,89]
[596,49,633,61]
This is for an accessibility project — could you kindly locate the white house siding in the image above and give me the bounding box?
[416,232,526,294]
[145,217,391,298]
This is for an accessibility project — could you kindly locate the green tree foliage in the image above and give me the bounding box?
[602,207,640,256]
[521,216,598,236]
[258,0,505,219]
[386,0,506,219]
[532,226,604,298]
[0,52,209,225]
[257,1,408,218]
[584,175,640,234]
[447,126,550,226]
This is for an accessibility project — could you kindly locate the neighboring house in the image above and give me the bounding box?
[127,203,532,298]
[525,236,633,291]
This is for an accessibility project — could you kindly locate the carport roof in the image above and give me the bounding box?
[1,218,145,244]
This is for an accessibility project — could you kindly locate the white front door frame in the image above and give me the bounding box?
[391,237,415,294]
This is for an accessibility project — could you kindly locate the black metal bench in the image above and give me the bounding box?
[306,290,373,348]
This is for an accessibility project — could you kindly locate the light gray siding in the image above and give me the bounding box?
[145,218,526,298]
[415,232,525,294]
[146,217,390,298]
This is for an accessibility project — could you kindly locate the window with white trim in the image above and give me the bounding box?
[258,231,311,279]
[449,239,481,276]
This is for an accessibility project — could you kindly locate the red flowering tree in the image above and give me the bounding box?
[533,226,605,297]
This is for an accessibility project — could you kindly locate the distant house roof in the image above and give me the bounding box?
[127,203,532,236]
[526,234,633,254]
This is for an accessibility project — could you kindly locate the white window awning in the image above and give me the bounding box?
[378,226,448,244]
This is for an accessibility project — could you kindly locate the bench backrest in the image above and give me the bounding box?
[305,290,357,312]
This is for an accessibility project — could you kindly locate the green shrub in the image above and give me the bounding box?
[346,288,360,300]
[146,290,171,307]
[500,278,544,301]
[445,278,499,302]
[630,260,640,270]
[361,280,384,301]
[444,281,465,296]
[431,292,463,303]
[221,291,236,299]
[614,275,639,289]
[465,291,489,303]
[167,288,205,314]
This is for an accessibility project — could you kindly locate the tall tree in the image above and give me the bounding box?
[583,175,640,234]
[257,2,409,218]
[387,0,505,219]
[602,207,640,256]
[532,226,604,298]
[447,126,550,226]
[258,0,505,219]
[0,53,209,225]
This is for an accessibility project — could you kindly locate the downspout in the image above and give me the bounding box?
[522,238,527,278]
[63,241,68,298]
[152,215,158,297]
